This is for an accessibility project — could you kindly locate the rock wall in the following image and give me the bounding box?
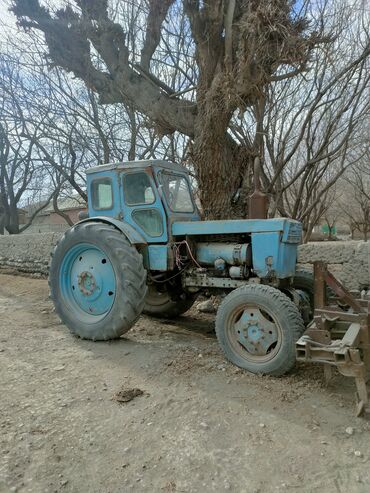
[0,232,61,277]
[0,233,368,289]
[297,241,369,291]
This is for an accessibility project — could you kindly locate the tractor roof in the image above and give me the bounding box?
[86,159,187,175]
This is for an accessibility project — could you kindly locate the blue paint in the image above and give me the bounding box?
[87,168,168,244]
[59,243,116,320]
[251,232,298,278]
[121,172,168,243]
[77,217,147,245]
[84,161,302,280]
[174,218,301,279]
[147,245,168,271]
[172,218,300,236]
[196,243,249,266]
[87,170,122,220]
[251,220,302,278]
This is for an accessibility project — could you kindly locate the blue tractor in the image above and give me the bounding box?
[50,160,310,376]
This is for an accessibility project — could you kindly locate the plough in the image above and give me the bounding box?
[296,261,370,417]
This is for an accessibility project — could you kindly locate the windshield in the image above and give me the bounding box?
[160,172,194,213]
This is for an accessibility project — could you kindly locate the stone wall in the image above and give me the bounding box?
[0,232,62,277]
[297,241,369,291]
[0,233,368,289]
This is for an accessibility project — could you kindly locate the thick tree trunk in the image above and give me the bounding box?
[189,42,255,219]
[191,130,253,219]
[6,210,20,234]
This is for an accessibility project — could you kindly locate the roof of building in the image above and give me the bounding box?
[24,196,86,216]
[42,196,86,213]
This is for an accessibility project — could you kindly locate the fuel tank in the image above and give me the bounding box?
[196,242,251,267]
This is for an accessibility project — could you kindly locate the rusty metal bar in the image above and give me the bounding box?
[315,309,366,323]
[323,267,365,313]
[341,323,361,347]
[313,261,326,309]
[296,262,370,417]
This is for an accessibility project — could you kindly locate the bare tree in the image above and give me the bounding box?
[0,52,54,234]
[339,156,370,241]
[10,0,331,218]
[229,0,370,239]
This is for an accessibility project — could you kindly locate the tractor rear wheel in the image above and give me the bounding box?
[143,284,196,318]
[49,222,147,340]
[215,284,304,376]
[287,269,315,325]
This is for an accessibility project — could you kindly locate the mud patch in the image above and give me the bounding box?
[112,387,145,404]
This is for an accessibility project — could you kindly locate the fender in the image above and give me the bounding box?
[76,216,147,246]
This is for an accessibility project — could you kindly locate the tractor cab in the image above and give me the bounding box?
[86,160,199,244]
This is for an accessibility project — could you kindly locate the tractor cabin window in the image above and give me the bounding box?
[132,209,163,237]
[160,172,194,213]
[123,172,162,237]
[91,178,113,210]
[123,172,155,205]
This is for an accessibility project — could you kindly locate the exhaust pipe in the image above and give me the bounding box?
[248,157,268,219]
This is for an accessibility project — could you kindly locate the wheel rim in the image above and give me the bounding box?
[59,243,116,322]
[226,303,282,363]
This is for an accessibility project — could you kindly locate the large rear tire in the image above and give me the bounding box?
[293,269,314,305]
[49,222,147,340]
[291,269,315,324]
[216,284,304,376]
[143,284,196,318]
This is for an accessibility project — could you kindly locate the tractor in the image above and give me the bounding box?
[50,159,313,377]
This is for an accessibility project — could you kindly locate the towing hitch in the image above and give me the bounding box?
[296,261,370,417]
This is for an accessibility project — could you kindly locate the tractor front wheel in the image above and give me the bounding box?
[49,222,147,340]
[215,284,304,376]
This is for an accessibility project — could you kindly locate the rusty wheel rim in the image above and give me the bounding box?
[225,303,283,363]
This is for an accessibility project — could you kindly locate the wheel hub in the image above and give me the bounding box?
[247,324,262,341]
[60,244,116,317]
[78,271,97,296]
[234,308,278,356]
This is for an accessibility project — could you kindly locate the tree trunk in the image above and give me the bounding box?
[191,123,253,219]
[190,48,255,219]
[6,210,20,234]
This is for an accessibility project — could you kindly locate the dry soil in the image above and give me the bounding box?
[0,273,370,493]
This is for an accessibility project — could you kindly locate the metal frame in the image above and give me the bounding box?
[296,261,370,416]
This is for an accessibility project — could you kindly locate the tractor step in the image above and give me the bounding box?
[296,261,370,417]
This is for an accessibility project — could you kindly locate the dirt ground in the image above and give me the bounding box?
[1,273,370,493]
